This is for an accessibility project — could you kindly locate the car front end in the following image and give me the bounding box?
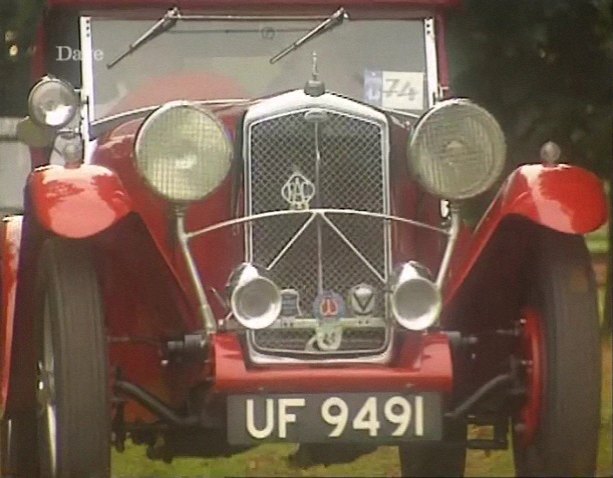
[1,1,606,476]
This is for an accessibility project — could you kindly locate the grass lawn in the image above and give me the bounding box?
[113,339,613,477]
[587,222,609,255]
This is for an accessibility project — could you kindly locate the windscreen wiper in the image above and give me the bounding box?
[107,6,180,69]
[269,7,349,64]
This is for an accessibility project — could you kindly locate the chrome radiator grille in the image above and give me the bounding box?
[245,107,389,358]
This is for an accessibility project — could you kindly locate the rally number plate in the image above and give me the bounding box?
[227,392,441,444]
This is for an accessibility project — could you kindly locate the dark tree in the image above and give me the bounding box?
[446,0,611,333]
[446,0,612,177]
[0,0,44,116]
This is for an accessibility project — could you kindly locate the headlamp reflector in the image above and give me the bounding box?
[134,102,231,202]
[408,99,506,200]
[28,77,78,128]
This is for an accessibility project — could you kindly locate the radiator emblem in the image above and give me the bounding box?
[313,291,345,321]
[280,289,302,318]
[313,291,345,351]
[348,284,376,316]
[281,171,315,210]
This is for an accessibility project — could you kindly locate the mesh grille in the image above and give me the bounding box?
[252,327,387,353]
[247,109,389,357]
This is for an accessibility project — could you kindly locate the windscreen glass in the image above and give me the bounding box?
[89,16,428,120]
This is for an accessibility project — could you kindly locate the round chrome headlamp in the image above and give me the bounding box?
[390,262,441,331]
[408,99,506,200]
[28,76,79,128]
[228,264,282,330]
[134,102,232,202]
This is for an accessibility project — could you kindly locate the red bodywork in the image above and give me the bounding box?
[27,164,132,239]
[0,217,21,413]
[0,0,607,434]
[214,333,453,393]
[445,164,607,308]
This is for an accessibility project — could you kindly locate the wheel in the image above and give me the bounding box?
[513,227,600,477]
[0,411,38,477]
[35,239,110,478]
[398,420,466,477]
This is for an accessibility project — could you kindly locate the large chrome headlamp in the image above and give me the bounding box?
[228,264,282,330]
[28,76,79,128]
[390,262,441,331]
[134,102,232,202]
[408,99,506,200]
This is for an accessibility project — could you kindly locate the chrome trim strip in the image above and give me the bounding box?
[269,316,387,329]
[249,315,390,358]
[383,107,421,120]
[314,122,324,294]
[243,120,253,263]
[267,213,317,269]
[320,213,385,284]
[248,335,395,365]
[79,17,94,162]
[90,98,256,138]
[424,18,439,107]
[244,90,389,124]
[381,106,391,320]
[176,213,216,335]
[435,205,461,288]
[185,208,449,239]
[168,11,331,21]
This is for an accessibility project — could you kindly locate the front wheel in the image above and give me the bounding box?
[513,227,600,477]
[0,411,38,477]
[35,239,110,478]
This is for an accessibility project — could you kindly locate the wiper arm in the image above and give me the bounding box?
[107,6,180,69]
[269,7,349,64]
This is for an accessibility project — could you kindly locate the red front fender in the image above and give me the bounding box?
[27,164,133,239]
[0,216,22,416]
[484,163,606,235]
[445,164,606,305]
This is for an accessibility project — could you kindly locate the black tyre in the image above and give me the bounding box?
[0,411,38,477]
[513,227,600,477]
[35,239,110,478]
[398,420,466,477]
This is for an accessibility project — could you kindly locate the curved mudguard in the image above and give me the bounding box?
[27,164,132,239]
[445,163,607,304]
[481,163,606,235]
[0,216,22,416]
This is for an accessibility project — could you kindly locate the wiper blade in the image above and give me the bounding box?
[269,7,348,64]
[107,6,180,69]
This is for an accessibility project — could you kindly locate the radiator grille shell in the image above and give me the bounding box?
[243,92,391,361]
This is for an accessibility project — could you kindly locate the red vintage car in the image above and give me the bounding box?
[0,0,607,476]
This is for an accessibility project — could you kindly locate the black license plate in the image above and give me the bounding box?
[227,392,442,444]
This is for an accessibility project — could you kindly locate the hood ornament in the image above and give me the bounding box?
[304,51,325,97]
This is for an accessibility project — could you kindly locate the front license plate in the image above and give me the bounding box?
[227,392,441,444]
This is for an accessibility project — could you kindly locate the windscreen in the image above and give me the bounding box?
[88,16,429,120]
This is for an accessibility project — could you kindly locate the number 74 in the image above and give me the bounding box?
[383,78,418,100]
